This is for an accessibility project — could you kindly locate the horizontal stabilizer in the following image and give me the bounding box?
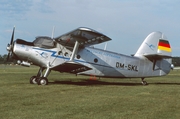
[52,61,92,74]
[143,53,172,60]
[143,53,172,71]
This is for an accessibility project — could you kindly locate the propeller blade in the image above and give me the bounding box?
[10,26,15,45]
[6,52,10,61]
[6,26,15,62]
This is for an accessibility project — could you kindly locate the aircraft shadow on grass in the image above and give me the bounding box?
[49,79,180,86]
[150,82,180,85]
[50,79,141,86]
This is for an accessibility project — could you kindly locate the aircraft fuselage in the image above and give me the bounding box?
[13,41,171,78]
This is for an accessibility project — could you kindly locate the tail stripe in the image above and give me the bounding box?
[158,39,171,52]
[158,43,170,48]
[158,40,170,48]
[158,46,171,52]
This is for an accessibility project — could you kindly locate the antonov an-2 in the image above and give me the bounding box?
[6,27,172,85]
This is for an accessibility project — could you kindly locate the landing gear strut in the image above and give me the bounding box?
[141,78,148,85]
[29,67,51,85]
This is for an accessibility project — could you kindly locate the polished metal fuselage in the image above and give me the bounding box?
[13,41,171,78]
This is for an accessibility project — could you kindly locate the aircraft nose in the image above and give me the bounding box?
[6,43,12,51]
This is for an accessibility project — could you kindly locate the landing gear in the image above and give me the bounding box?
[142,81,147,85]
[141,78,148,85]
[37,77,48,85]
[30,76,37,84]
[29,67,51,85]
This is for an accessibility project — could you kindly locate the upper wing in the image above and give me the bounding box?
[54,27,111,47]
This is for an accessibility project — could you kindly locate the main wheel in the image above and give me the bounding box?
[37,77,48,85]
[30,76,37,84]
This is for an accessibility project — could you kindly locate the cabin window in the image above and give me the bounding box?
[94,58,98,63]
[77,55,81,59]
[58,51,62,55]
[64,52,68,57]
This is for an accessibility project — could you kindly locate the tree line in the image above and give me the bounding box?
[172,57,180,66]
[1,54,180,66]
[0,54,8,64]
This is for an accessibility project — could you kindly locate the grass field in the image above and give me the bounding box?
[0,65,180,119]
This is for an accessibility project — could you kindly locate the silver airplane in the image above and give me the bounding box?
[6,27,172,85]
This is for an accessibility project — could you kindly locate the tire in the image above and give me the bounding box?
[142,81,148,85]
[37,77,48,85]
[30,76,37,84]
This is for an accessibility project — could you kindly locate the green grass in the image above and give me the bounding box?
[0,65,180,119]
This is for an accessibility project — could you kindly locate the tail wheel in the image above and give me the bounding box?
[141,81,148,85]
[141,78,148,85]
[37,77,48,85]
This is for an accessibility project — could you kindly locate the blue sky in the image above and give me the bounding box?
[1,0,180,56]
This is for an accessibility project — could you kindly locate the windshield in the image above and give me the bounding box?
[33,36,55,48]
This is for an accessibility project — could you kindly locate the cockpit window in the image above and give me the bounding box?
[33,36,55,48]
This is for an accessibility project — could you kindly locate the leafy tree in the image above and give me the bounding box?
[172,57,180,66]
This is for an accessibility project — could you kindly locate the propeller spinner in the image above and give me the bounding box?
[6,26,15,61]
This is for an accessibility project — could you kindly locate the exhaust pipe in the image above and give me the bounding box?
[17,60,30,67]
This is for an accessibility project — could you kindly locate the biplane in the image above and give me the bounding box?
[6,27,172,85]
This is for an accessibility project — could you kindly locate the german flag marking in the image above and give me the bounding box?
[158,39,171,52]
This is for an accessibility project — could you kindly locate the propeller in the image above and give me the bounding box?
[6,26,15,61]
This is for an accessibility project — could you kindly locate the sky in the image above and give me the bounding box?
[1,0,180,56]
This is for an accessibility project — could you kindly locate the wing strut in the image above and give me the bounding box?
[69,41,80,61]
[152,59,156,71]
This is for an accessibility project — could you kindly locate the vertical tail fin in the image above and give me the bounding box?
[135,32,172,58]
